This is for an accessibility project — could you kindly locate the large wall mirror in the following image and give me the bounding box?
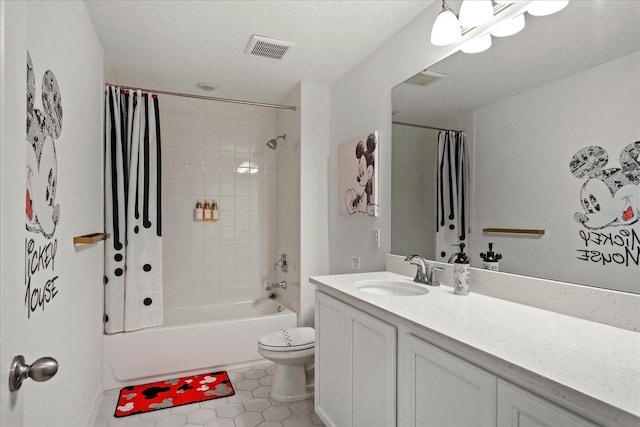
[391,0,640,294]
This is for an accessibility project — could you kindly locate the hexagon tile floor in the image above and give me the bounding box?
[94,362,325,427]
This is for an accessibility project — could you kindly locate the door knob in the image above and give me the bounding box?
[9,355,58,391]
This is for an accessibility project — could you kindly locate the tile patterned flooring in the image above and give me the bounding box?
[94,362,325,427]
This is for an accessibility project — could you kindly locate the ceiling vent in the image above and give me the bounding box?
[404,70,447,86]
[244,34,294,60]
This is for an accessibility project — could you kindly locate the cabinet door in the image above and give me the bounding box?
[316,291,347,427]
[315,291,397,427]
[497,380,597,427]
[346,304,397,427]
[400,334,496,427]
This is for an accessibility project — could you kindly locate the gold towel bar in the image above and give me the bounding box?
[73,232,110,245]
[482,228,545,235]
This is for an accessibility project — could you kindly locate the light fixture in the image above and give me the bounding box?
[461,33,492,54]
[458,0,494,28]
[430,0,462,46]
[527,0,569,17]
[490,13,525,37]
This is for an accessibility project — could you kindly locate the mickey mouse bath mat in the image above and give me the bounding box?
[114,371,235,417]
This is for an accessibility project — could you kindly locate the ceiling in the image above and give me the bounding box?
[85,0,433,105]
[392,0,640,126]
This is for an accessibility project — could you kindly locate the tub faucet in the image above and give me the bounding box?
[404,254,440,286]
[274,253,288,273]
[265,280,287,291]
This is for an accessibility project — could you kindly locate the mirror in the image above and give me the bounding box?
[391,1,640,294]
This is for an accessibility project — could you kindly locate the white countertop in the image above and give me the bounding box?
[310,271,640,427]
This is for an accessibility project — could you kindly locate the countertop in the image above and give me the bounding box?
[310,271,640,427]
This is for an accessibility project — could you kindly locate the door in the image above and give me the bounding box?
[315,291,397,427]
[1,1,105,425]
[345,303,396,427]
[315,291,346,427]
[399,334,496,427]
[1,1,29,425]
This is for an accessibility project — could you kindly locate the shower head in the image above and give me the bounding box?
[265,134,286,150]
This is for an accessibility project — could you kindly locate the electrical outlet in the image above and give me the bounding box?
[373,228,380,248]
[351,256,360,270]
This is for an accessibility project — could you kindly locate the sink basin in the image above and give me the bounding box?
[354,280,428,296]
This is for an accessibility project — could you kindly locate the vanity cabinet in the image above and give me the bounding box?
[399,334,497,427]
[497,380,597,427]
[315,291,396,427]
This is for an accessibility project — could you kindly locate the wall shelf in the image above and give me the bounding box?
[482,228,545,236]
[73,232,110,245]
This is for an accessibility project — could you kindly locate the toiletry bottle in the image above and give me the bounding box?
[480,242,502,271]
[212,200,219,221]
[203,200,213,221]
[451,243,470,296]
[194,200,203,221]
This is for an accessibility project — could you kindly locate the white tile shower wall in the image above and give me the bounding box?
[160,95,278,308]
[274,85,302,316]
[275,129,301,310]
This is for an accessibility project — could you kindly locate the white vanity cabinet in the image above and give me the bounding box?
[497,380,597,427]
[399,334,497,427]
[315,291,397,427]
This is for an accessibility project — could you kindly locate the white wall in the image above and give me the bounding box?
[160,95,280,307]
[329,2,465,273]
[472,52,640,293]
[275,84,302,315]
[299,81,331,327]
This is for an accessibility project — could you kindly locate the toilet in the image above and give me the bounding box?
[258,327,315,402]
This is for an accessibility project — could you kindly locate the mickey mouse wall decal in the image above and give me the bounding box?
[570,141,640,230]
[344,133,378,217]
[26,51,62,239]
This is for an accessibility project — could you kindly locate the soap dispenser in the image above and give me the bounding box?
[480,242,502,271]
[450,243,470,296]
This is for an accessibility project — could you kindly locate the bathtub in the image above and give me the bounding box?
[103,299,297,390]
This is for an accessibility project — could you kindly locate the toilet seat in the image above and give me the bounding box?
[258,327,315,352]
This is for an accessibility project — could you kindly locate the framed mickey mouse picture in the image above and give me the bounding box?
[338,131,379,217]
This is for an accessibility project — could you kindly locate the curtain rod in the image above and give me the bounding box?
[105,83,297,111]
[393,121,463,133]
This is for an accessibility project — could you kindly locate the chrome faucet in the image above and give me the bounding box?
[274,253,288,273]
[265,280,287,291]
[404,254,441,286]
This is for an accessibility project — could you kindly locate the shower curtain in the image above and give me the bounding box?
[436,130,470,262]
[104,86,163,333]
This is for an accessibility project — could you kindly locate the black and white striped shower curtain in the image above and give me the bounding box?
[436,130,470,262]
[104,86,163,333]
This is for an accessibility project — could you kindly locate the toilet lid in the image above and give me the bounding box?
[259,327,315,349]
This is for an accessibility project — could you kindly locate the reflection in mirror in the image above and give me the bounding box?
[391,0,640,293]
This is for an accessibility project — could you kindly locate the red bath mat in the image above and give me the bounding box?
[114,371,235,417]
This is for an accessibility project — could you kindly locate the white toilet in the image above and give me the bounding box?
[258,327,315,402]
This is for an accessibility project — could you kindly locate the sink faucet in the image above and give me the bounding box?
[404,254,441,286]
[265,280,287,291]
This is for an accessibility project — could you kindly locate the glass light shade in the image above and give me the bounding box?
[527,0,569,17]
[430,8,462,46]
[490,13,525,37]
[461,34,492,54]
[458,0,494,28]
